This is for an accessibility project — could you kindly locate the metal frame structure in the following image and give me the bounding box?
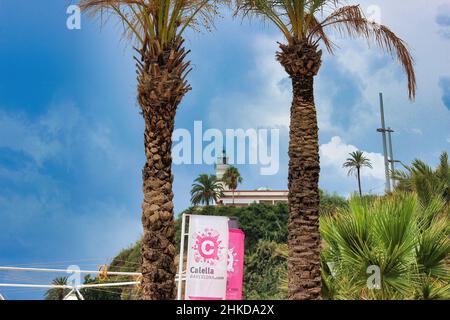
[377,93,402,193]
[0,266,141,276]
[0,263,187,300]
[377,92,392,193]
[176,213,189,300]
[0,266,140,300]
[0,215,192,300]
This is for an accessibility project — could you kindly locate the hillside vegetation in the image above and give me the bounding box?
[76,191,346,300]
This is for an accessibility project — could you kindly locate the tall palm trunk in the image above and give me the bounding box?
[277,40,322,300]
[357,167,362,197]
[138,37,190,300]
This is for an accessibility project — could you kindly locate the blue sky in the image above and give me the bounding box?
[0,1,449,299]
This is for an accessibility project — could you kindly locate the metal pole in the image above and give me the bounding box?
[177,213,187,300]
[63,288,75,300]
[387,127,396,188]
[0,267,184,281]
[75,288,85,300]
[77,282,139,288]
[0,283,73,289]
[0,282,139,289]
[378,93,391,193]
[0,266,140,276]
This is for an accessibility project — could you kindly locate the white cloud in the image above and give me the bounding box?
[331,1,450,130]
[208,34,291,130]
[0,103,80,166]
[0,112,61,165]
[206,0,450,146]
[320,136,386,181]
[410,128,424,136]
[204,2,450,196]
[207,34,343,136]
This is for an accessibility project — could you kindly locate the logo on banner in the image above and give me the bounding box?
[227,247,239,273]
[193,228,225,266]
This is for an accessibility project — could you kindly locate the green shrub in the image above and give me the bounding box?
[321,193,449,300]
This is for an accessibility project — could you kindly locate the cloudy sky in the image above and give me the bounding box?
[0,0,449,299]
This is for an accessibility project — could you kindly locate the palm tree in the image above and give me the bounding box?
[80,0,221,299]
[392,152,449,205]
[45,277,69,300]
[191,174,224,206]
[235,1,416,300]
[343,151,372,197]
[222,166,243,204]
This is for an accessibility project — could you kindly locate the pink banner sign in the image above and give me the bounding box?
[185,215,229,300]
[226,228,245,300]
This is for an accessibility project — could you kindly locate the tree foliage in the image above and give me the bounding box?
[222,166,243,191]
[343,151,372,196]
[244,240,288,299]
[44,277,70,300]
[392,152,450,205]
[320,193,449,300]
[78,242,142,300]
[235,1,416,99]
[190,174,224,206]
[181,202,288,253]
[80,0,222,48]
[77,191,348,300]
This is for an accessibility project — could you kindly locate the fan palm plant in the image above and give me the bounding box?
[222,166,243,204]
[235,0,416,299]
[191,174,224,206]
[343,151,373,197]
[320,193,449,300]
[392,152,450,205]
[80,0,222,299]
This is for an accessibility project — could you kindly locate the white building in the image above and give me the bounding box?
[218,188,288,207]
[215,152,288,206]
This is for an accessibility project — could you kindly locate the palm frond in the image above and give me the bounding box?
[416,214,450,279]
[311,5,416,100]
[222,166,243,190]
[320,193,449,300]
[190,174,224,206]
[342,151,372,177]
[235,0,292,40]
[392,152,450,205]
[80,0,223,48]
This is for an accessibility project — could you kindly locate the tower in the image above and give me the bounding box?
[215,149,229,190]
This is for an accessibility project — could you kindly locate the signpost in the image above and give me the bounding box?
[184,215,229,300]
[226,228,245,300]
[177,214,246,300]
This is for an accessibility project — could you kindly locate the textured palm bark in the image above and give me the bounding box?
[137,38,190,300]
[277,41,322,300]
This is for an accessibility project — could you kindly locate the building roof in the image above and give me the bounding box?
[220,190,288,199]
[222,190,288,193]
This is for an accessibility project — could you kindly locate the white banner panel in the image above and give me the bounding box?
[185,215,229,300]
